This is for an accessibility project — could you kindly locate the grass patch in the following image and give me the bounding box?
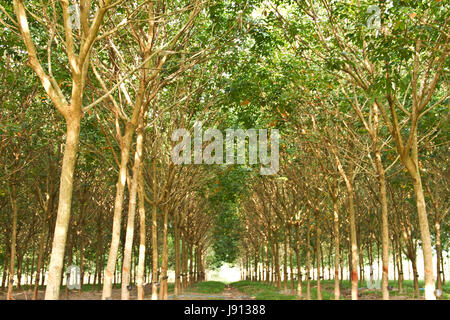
[188,281,226,294]
[231,279,450,300]
[230,280,297,300]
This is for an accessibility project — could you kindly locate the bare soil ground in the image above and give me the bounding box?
[0,285,254,300]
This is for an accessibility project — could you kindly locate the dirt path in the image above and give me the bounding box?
[167,285,254,300]
[221,284,255,300]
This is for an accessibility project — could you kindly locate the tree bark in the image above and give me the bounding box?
[102,124,134,300]
[45,117,81,300]
[7,182,18,300]
[121,128,144,299]
[159,205,169,300]
[136,133,146,300]
[332,199,340,300]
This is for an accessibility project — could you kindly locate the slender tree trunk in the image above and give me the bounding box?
[289,245,295,291]
[102,124,135,300]
[347,191,359,300]
[136,141,146,300]
[274,233,281,288]
[402,135,435,299]
[151,159,159,300]
[33,223,45,300]
[332,199,340,300]
[333,153,359,300]
[283,231,288,292]
[64,234,73,300]
[159,205,169,300]
[121,138,142,300]
[411,259,419,296]
[412,173,435,299]
[182,237,188,290]
[306,216,311,300]
[374,134,390,300]
[174,225,181,295]
[7,182,18,300]
[45,114,81,300]
[435,222,442,292]
[316,222,322,300]
[295,226,302,299]
[265,244,270,283]
[396,239,403,292]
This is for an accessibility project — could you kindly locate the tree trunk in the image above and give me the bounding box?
[45,115,81,300]
[121,138,142,300]
[182,237,188,290]
[174,225,181,295]
[412,173,435,299]
[334,153,359,300]
[316,222,322,300]
[295,226,302,299]
[374,136,390,300]
[396,240,403,292]
[306,218,311,300]
[283,232,288,292]
[274,233,281,288]
[401,134,435,299]
[411,259,419,296]
[159,205,169,300]
[332,199,340,300]
[151,160,159,300]
[435,222,442,292]
[7,182,18,300]
[102,124,135,300]
[136,143,146,300]
[33,222,46,300]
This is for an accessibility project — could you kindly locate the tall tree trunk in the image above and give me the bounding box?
[174,225,181,295]
[64,233,73,300]
[295,226,302,299]
[7,182,18,300]
[411,259,419,296]
[412,172,435,299]
[306,215,311,300]
[332,199,340,300]
[283,232,288,292]
[136,139,146,300]
[373,120,390,300]
[182,237,188,290]
[333,152,359,300]
[274,233,281,288]
[151,159,159,300]
[33,222,46,300]
[102,124,135,300]
[435,222,442,292]
[121,137,142,300]
[401,134,435,299]
[159,205,169,300]
[316,222,322,300]
[396,239,403,292]
[45,116,81,300]
[265,244,270,283]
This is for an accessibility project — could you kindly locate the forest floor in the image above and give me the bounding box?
[1,280,448,300]
[0,281,253,300]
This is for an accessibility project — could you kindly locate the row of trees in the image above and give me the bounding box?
[237,0,448,300]
[0,0,448,300]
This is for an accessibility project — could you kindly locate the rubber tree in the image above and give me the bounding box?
[13,0,118,299]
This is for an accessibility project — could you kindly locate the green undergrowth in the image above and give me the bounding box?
[230,280,297,300]
[230,279,449,300]
[187,281,226,294]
